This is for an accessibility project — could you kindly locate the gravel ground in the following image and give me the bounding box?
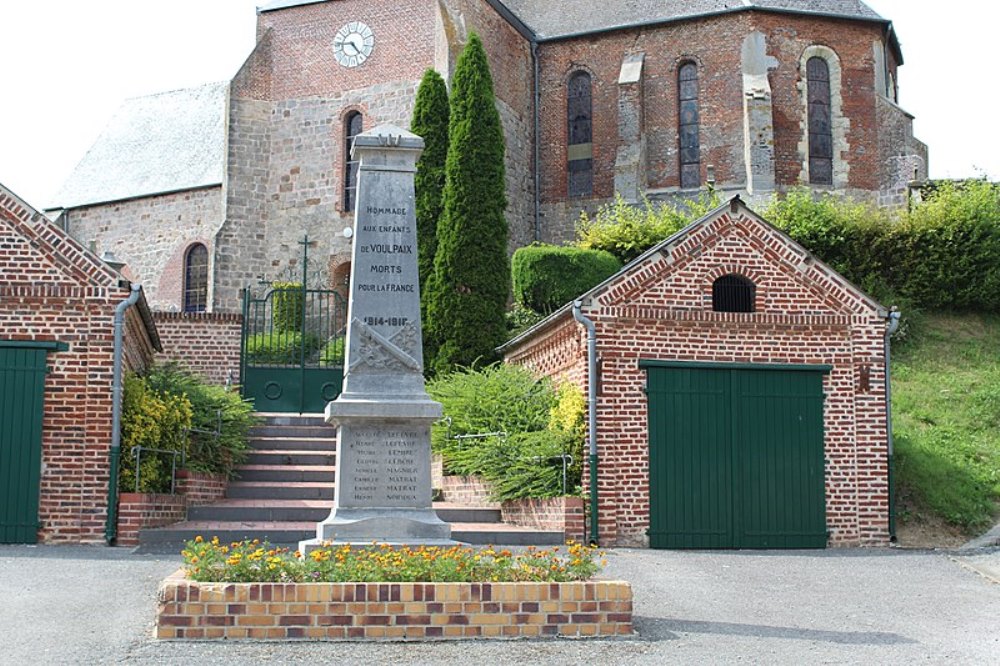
[0,545,998,665]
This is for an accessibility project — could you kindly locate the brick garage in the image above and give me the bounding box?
[502,197,891,548]
[0,184,160,543]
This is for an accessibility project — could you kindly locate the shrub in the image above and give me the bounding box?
[272,282,304,332]
[427,364,556,473]
[506,303,547,338]
[319,335,346,367]
[575,192,720,263]
[119,373,193,493]
[142,362,256,479]
[512,244,621,314]
[182,537,604,583]
[245,331,322,365]
[425,33,509,375]
[487,430,582,501]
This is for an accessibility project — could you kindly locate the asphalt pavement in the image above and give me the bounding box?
[0,544,997,664]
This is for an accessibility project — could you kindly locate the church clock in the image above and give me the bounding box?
[333,22,375,68]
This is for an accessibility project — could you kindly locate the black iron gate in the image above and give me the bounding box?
[240,238,347,414]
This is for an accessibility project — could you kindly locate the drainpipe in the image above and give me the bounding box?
[532,40,541,242]
[572,300,599,545]
[884,308,901,543]
[105,283,142,545]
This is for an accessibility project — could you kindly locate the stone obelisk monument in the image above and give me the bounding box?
[301,125,453,548]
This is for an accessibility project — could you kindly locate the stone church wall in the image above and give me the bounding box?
[64,186,224,311]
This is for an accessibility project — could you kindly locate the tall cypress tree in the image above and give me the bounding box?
[426,32,509,374]
[410,68,450,363]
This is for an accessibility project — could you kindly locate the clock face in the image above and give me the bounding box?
[333,22,374,68]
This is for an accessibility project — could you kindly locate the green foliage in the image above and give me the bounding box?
[411,68,450,362]
[427,365,584,500]
[245,331,322,365]
[119,373,193,493]
[764,183,1000,312]
[272,282,304,332]
[505,303,546,338]
[511,244,622,314]
[426,33,509,375]
[143,362,256,479]
[893,313,1000,532]
[319,335,346,367]
[575,192,721,263]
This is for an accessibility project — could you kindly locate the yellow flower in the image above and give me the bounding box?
[194,535,204,544]
[211,536,220,546]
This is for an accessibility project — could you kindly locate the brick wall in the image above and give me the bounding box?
[64,186,224,311]
[176,470,228,507]
[438,475,494,506]
[505,204,890,547]
[1,188,159,543]
[501,496,586,543]
[153,312,242,386]
[116,493,187,547]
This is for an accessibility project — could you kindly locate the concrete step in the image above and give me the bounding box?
[248,436,338,452]
[249,425,337,439]
[235,464,336,483]
[135,520,565,554]
[226,481,335,500]
[256,413,328,428]
[187,500,503,525]
[246,449,336,467]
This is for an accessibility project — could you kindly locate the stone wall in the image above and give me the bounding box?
[153,312,242,386]
[64,186,224,311]
[505,206,890,547]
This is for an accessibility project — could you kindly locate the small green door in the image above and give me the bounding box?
[0,345,51,544]
[644,362,829,549]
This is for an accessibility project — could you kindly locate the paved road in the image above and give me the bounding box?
[0,545,997,664]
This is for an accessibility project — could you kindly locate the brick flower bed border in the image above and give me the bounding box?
[156,570,633,640]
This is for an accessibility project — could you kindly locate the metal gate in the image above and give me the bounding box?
[0,341,65,544]
[643,362,829,549]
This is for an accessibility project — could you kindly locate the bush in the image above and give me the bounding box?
[245,331,321,365]
[272,282,304,332]
[142,362,256,479]
[512,244,621,314]
[487,430,582,501]
[506,304,547,338]
[119,373,193,493]
[319,335,346,367]
[576,192,720,263]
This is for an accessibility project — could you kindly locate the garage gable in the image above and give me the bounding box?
[596,197,885,317]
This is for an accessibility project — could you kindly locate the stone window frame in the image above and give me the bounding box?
[342,109,365,213]
[565,67,595,198]
[702,265,766,313]
[677,59,702,190]
[797,45,849,189]
[183,242,209,313]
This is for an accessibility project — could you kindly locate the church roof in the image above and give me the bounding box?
[50,82,227,210]
[500,0,885,40]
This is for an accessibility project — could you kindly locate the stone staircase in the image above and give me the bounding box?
[137,414,563,553]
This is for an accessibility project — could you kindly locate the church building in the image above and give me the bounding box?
[48,0,926,315]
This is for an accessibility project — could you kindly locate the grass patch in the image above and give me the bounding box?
[893,313,1000,532]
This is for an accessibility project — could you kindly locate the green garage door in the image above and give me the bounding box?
[643,362,829,549]
[0,341,64,544]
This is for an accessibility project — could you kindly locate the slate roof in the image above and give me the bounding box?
[500,0,885,40]
[51,82,227,209]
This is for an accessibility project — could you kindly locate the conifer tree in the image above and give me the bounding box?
[410,68,450,362]
[426,32,509,374]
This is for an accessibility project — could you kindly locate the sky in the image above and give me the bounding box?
[0,0,995,208]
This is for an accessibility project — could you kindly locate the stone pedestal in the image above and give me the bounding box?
[300,125,455,550]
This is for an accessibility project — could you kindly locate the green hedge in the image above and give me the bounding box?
[272,282,304,333]
[511,244,622,314]
[245,331,322,365]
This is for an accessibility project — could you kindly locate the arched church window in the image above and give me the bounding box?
[567,71,593,198]
[344,111,364,211]
[807,57,833,186]
[183,243,209,313]
[678,62,701,189]
[712,274,755,313]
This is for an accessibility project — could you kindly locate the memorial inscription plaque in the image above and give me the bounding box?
[300,125,454,549]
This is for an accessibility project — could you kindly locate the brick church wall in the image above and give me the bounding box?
[505,206,889,547]
[64,186,224,311]
[1,189,158,543]
[153,312,243,386]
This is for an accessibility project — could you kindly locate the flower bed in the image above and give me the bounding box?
[155,539,632,641]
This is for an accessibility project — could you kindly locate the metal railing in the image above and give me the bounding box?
[131,410,223,494]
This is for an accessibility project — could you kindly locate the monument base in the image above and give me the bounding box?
[300,508,460,553]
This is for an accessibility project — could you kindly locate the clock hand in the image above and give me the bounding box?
[343,39,359,56]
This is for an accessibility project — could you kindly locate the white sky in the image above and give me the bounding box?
[0,0,995,207]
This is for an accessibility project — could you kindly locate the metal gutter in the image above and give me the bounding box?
[885,309,901,542]
[531,40,541,242]
[105,283,142,545]
[573,301,600,546]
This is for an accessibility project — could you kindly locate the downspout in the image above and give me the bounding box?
[572,300,599,545]
[885,308,901,543]
[105,283,142,544]
[532,40,541,242]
